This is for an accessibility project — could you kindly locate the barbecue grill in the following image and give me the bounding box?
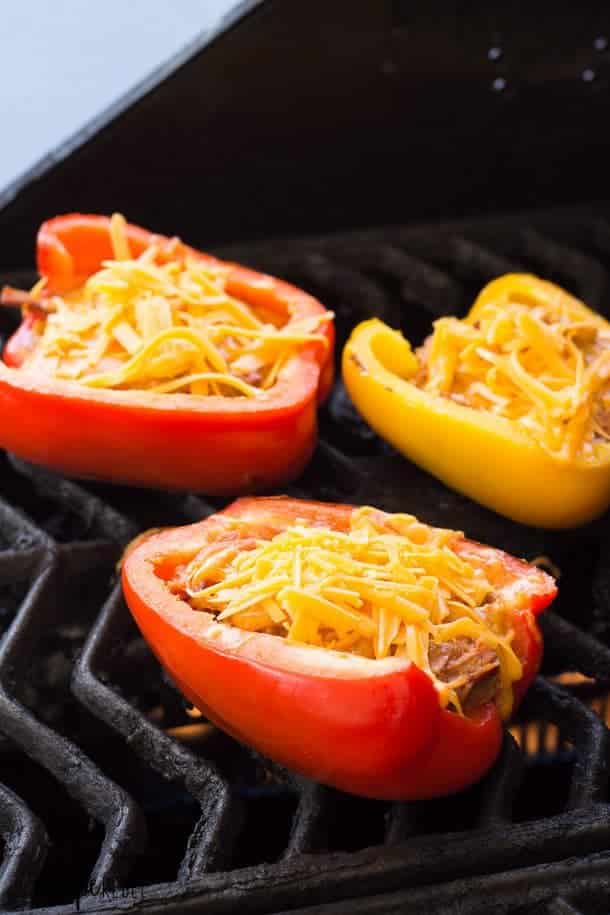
[2,3,610,913]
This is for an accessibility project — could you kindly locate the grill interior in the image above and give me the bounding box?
[1,205,610,914]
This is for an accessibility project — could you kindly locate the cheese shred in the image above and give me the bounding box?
[416,279,610,462]
[176,507,525,717]
[18,214,332,397]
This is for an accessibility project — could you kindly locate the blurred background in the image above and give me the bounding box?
[0,0,228,189]
[1,0,609,256]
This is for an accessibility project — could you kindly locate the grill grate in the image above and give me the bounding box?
[1,205,610,913]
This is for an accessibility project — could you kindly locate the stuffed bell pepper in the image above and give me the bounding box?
[343,274,610,528]
[0,214,334,492]
[122,496,556,799]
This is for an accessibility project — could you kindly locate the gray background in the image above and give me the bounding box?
[0,1,232,191]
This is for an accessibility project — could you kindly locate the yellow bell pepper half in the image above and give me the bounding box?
[342,274,610,529]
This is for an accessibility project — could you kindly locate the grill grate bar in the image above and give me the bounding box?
[272,852,610,915]
[383,803,418,845]
[322,242,466,318]
[541,611,610,681]
[282,781,334,858]
[475,733,524,827]
[37,809,610,915]
[378,233,521,298]
[285,255,397,327]
[3,205,610,911]
[56,539,123,578]
[548,899,587,915]
[8,457,138,546]
[72,584,242,879]
[445,236,520,283]
[0,554,146,892]
[518,229,608,308]
[0,549,45,585]
[0,783,48,910]
[521,679,608,810]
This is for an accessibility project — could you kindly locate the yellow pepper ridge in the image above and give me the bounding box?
[342,275,610,528]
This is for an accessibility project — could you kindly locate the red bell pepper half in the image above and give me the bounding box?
[122,497,556,800]
[0,215,334,492]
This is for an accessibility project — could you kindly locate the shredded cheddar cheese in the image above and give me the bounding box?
[177,508,523,717]
[19,213,332,396]
[416,280,610,462]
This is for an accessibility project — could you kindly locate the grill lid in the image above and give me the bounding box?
[1,0,610,263]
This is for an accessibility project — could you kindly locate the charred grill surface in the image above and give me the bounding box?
[0,206,610,913]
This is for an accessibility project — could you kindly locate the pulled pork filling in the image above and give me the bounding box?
[10,214,331,396]
[414,283,610,462]
[168,507,523,717]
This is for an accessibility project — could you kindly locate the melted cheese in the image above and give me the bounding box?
[418,281,610,462]
[180,507,522,716]
[20,213,332,396]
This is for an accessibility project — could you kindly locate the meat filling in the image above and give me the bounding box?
[428,637,500,712]
[166,507,525,717]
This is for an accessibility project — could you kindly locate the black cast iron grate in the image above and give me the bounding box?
[1,205,610,913]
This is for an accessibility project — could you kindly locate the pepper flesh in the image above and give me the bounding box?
[0,215,334,493]
[121,496,556,800]
[342,275,610,528]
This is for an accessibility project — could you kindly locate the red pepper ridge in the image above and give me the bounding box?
[121,496,554,799]
[0,215,334,492]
